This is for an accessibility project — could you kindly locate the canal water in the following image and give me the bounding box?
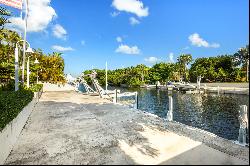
[79,84,249,142]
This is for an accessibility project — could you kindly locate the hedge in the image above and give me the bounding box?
[0,80,43,92]
[29,84,43,92]
[0,89,34,131]
[0,79,15,91]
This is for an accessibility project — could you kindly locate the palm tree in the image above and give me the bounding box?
[177,54,192,82]
[0,29,21,82]
[0,7,11,29]
[234,45,249,82]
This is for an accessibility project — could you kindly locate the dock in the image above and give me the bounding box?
[202,86,249,95]
[141,82,249,95]
[4,91,249,165]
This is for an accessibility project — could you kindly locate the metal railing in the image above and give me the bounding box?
[112,89,138,109]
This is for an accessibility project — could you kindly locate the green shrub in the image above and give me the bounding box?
[0,79,15,91]
[0,80,27,92]
[0,89,34,130]
[29,84,43,92]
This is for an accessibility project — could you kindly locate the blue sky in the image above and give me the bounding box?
[2,0,249,77]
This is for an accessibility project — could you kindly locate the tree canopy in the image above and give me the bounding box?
[82,46,249,87]
[0,7,11,29]
[0,29,66,85]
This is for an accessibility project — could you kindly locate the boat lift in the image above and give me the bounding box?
[78,74,96,94]
[89,70,119,98]
[77,70,138,108]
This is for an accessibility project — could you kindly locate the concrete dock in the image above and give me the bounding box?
[142,82,249,95]
[4,91,249,165]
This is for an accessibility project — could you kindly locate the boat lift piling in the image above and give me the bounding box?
[134,91,138,109]
[235,105,248,146]
[113,89,118,103]
[204,84,207,93]
[167,94,173,121]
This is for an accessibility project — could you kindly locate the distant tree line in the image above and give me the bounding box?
[83,45,249,87]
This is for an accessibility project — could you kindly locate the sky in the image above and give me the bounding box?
[1,0,249,77]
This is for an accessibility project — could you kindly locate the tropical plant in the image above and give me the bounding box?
[0,29,22,84]
[149,62,177,84]
[0,29,66,86]
[189,55,239,82]
[0,6,11,29]
[31,51,66,83]
[177,54,192,82]
[233,45,249,81]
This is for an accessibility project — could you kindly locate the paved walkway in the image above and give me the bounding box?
[5,91,249,165]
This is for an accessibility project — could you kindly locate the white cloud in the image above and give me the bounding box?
[81,40,86,45]
[168,52,175,63]
[112,0,149,17]
[52,45,74,52]
[188,33,220,48]
[116,36,122,42]
[144,57,160,64]
[209,43,220,48]
[189,33,209,47]
[110,11,120,17]
[115,44,140,55]
[52,24,67,40]
[129,17,140,25]
[183,46,190,50]
[8,0,57,32]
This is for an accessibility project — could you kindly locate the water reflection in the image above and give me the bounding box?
[136,88,249,142]
[80,85,249,142]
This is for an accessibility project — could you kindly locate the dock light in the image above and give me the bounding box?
[34,58,39,64]
[26,47,34,53]
[15,40,33,91]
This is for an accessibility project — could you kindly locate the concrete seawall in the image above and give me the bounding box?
[199,83,249,88]
[203,86,249,95]
[142,83,249,95]
[192,83,249,95]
